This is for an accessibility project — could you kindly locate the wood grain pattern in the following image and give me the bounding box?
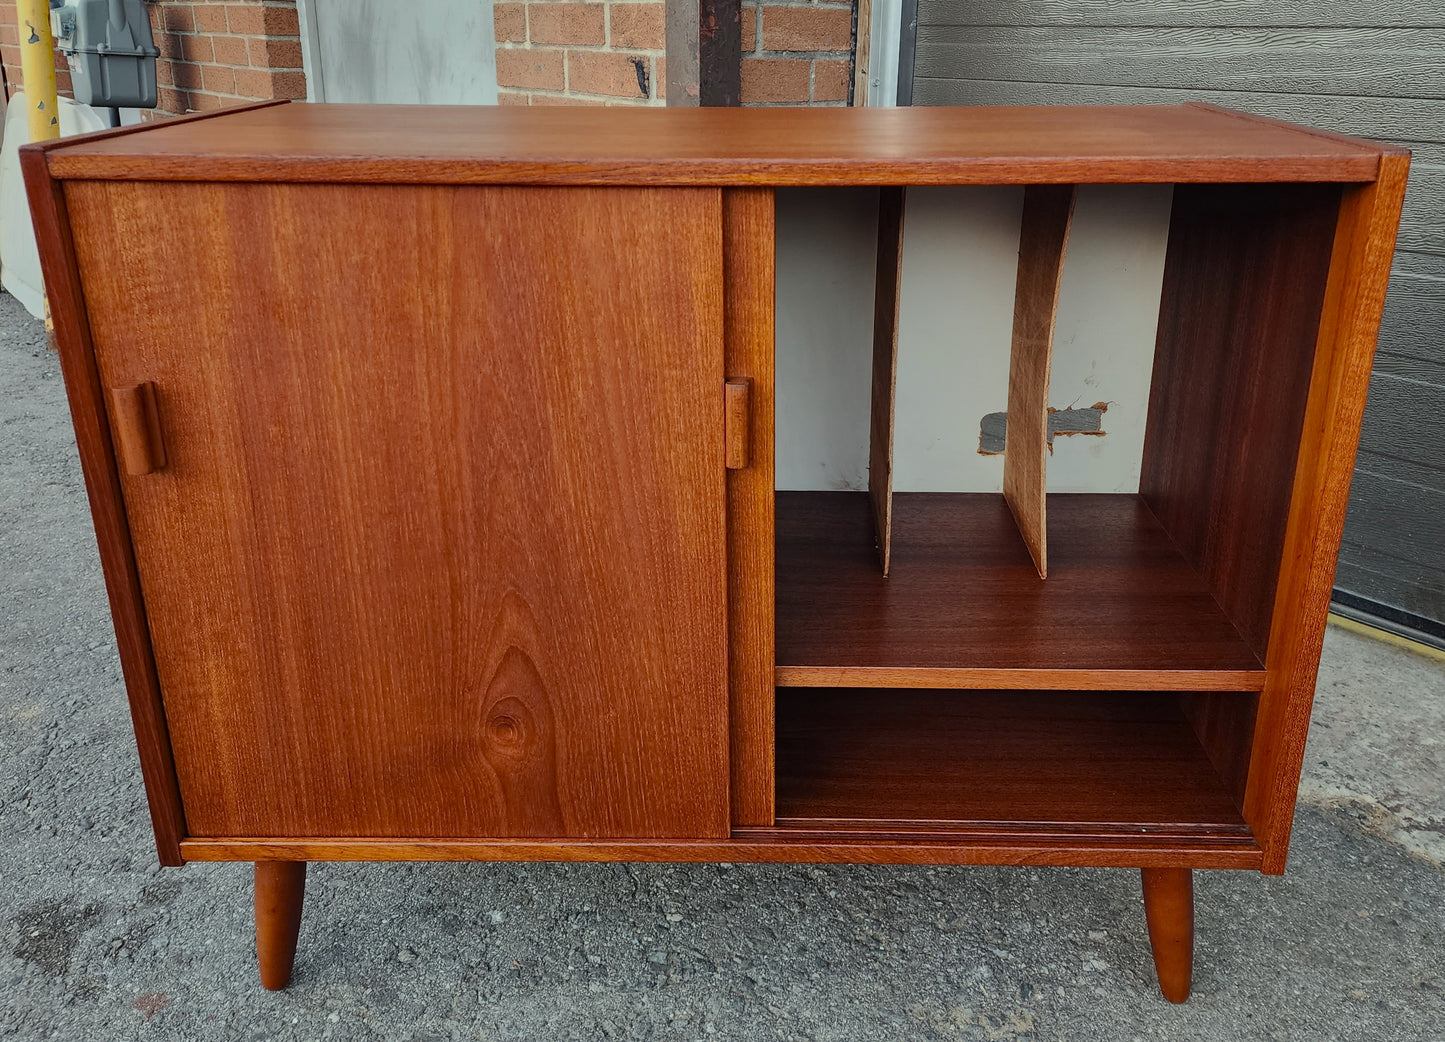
[254,861,306,990]
[107,382,166,476]
[776,689,1251,833]
[1247,153,1411,872]
[38,103,1387,185]
[1179,691,1258,810]
[19,151,187,866]
[868,186,905,574]
[1141,867,1194,1003]
[776,492,1266,688]
[1003,184,1075,578]
[181,836,1263,870]
[723,188,776,827]
[1141,183,1343,660]
[724,378,752,469]
[67,180,731,840]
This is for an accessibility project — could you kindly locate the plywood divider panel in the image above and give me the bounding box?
[868,187,905,574]
[1245,154,1410,871]
[1003,184,1075,578]
[724,188,777,827]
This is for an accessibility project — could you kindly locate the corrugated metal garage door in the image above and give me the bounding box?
[908,2,1445,644]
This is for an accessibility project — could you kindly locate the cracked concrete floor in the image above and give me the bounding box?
[2,289,1444,1041]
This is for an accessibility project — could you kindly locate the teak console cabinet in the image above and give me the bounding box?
[24,102,1408,1001]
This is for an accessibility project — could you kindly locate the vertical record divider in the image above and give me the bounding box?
[868,187,906,575]
[1003,185,1076,579]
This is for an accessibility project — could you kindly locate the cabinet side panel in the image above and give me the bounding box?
[1247,157,1410,871]
[23,164,186,865]
[1141,183,1341,659]
[67,180,731,840]
[725,188,777,827]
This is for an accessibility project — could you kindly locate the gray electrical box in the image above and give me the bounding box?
[51,0,159,109]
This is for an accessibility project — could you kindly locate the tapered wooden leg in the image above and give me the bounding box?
[1140,867,1194,1003]
[255,861,307,990]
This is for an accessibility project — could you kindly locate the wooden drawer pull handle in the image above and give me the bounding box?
[109,382,167,476]
[724,378,751,470]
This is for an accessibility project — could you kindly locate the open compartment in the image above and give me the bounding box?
[773,180,1344,687]
[774,687,1257,842]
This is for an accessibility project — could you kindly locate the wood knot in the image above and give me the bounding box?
[485,697,532,756]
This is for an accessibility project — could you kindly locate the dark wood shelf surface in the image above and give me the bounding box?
[776,491,1266,690]
[775,688,1251,836]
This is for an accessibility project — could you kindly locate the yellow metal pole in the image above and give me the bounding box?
[17,0,60,143]
[17,0,59,345]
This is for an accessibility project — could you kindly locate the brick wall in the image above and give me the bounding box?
[741,0,855,105]
[494,0,666,106]
[0,0,306,117]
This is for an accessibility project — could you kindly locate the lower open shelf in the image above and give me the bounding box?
[775,688,1254,843]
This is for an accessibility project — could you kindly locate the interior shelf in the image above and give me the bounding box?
[775,491,1266,690]
[775,688,1253,838]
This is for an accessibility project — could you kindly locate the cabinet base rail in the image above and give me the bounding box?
[186,834,1263,870]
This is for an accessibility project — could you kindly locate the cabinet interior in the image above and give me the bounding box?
[768,181,1344,846]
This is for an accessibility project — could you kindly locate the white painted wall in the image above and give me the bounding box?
[775,185,1174,494]
[298,0,498,105]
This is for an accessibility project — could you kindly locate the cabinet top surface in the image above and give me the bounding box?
[35,101,1394,185]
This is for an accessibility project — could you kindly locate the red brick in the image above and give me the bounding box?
[212,34,249,65]
[270,69,306,98]
[194,4,229,32]
[494,3,526,44]
[0,25,18,47]
[223,3,261,32]
[760,6,852,51]
[226,3,298,37]
[160,4,195,32]
[250,37,303,68]
[156,59,174,86]
[157,87,190,114]
[741,7,757,52]
[741,56,808,103]
[232,66,275,97]
[812,58,850,101]
[171,61,203,89]
[497,89,530,105]
[154,31,183,59]
[527,4,605,46]
[202,64,236,93]
[179,34,214,62]
[568,50,650,98]
[609,3,664,50]
[188,90,224,110]
[496,47,566,90]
